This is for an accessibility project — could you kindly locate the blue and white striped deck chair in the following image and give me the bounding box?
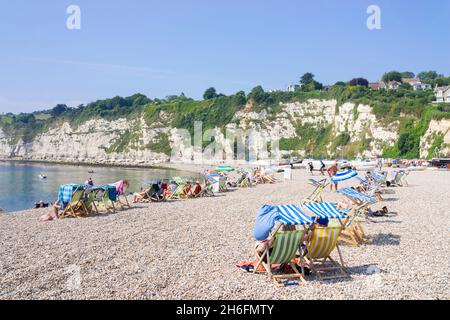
[254,205,313,286]
[304,178,329,203]
[370,170,387,185]
[304,201,366,246]
[331,169,358,184]
[356,176,380,190]
[303,202,349,225]
[337,188,377,205]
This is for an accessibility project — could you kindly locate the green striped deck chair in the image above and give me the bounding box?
[94,187,115,213]
[60,189,87,218]
[303,226,349,280]
[166,177,187,200]
[84,189,98,215]
[254,230,307,286]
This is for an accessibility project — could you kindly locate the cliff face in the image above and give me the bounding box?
[0,99,448,164]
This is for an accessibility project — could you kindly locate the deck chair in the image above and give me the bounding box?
[253,204,313,287]
[337,188,377,219]
[303,178,329,203]
[302,225,349,280]
[392,170,409,187]
[370,170,387,186]
[94,186,116,213]
[254,230,307,286]
[166,177,187,199]
[59,188,87,218]
[84,188,99,214]
[304,201,365,246]
[198,183,215,197]
[110,180,131,209]
[143,180,165,202]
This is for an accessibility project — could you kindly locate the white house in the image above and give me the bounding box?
[287,84,299,92]
[401,78,432,91]
[434,85,450,103]
[378,80,401,90]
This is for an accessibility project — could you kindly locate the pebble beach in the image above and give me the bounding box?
[0,168,449,300]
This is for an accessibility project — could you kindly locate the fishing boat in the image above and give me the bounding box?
[38,174,47,180]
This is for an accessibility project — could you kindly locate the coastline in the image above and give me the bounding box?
[0,169,449,299]
[0,157,173,171]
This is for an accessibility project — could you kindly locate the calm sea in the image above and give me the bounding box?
[0,161,199,213]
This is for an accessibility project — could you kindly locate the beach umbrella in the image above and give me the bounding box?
[214,165,235,172]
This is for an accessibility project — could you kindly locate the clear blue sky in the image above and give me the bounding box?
[0,0,449,113]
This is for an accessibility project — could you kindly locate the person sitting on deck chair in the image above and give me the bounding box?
[133,187,150,203]
[182,181,192,198]
[191,181,202,198]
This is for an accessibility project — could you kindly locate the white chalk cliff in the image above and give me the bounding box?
[0,99,448,164]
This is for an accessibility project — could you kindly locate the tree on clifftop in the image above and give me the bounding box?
[348,78,369,87]
[248,86,267,104]
[382,71,402,82]
[50,104,69,117]
[299,72,323,91]
[203,87,218,100]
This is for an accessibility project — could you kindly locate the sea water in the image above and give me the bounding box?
[0,161,198,213]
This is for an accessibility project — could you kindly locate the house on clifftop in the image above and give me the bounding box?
[434,85,450,103]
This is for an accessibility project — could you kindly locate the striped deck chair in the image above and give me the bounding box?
[370,171,387,186]
[94,185,116,213]
[392,170,409,187]
[355,177,384,200]
[165,182,183,200]
[337,188,377,221]
[110,180,132,209]
[84,188,99,214]
[330,169,358,185]
[254,205,313,286]
[59,186,88,218]
[198,183,215,197]
[302,225,349,280]
[303,178,329,203]
[304,202,365,246]
[337,188,377,205]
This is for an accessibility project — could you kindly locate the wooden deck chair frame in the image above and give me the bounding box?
[301,225,350,281]
[94,188,115,213]
[335,204,367,246]
[117,182,131,209]
[143,184,166,202]
[59,189,88,218]
[84,189,99,215]
[202,184,215,197]
[166,182,185,200]
[253,226,307,287]
[303,179,329,204]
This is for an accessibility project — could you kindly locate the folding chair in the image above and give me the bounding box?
[253,204,313,287]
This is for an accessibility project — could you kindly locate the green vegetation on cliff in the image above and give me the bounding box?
[1,82,449,159]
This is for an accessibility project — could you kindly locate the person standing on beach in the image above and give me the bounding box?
[327,161,338,191]
[320,160,326,175]
[308,162,314,175]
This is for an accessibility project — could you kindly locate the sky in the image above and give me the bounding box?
[0,0,449,113]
